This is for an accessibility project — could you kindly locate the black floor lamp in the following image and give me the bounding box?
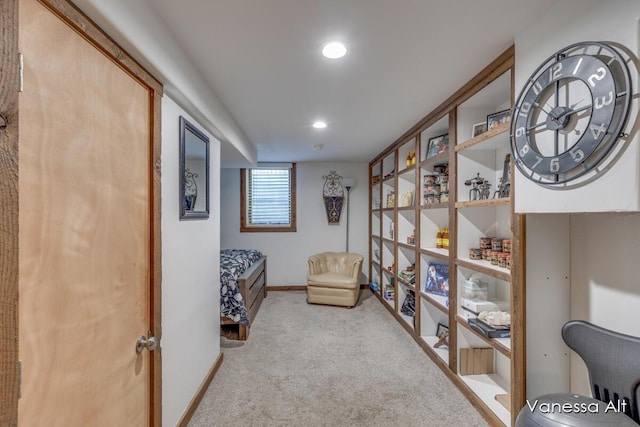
[342,178,355,252]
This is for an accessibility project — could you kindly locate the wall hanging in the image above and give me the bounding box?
[179,116,210,219]
[322,171,344,225]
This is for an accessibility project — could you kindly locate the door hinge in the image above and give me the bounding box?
[18,360,22,399]
[19,53,24,92]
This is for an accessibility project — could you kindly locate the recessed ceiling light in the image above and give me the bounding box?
[312,121,327,129]
[313,144,324,151]
[322,41,347,59]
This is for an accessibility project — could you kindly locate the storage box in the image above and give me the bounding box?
[460,298,509,314]
[459,347,494,375]
[462,279,489,300]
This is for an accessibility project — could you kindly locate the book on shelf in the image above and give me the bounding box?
[467,317,510,339]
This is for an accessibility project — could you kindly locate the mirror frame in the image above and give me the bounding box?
[179,116,210,219]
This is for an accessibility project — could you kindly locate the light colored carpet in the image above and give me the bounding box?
[188,290,489,427]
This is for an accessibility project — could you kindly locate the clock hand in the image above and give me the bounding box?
[526,121,548,131]
[557,104,592,121]
[533,102,559,123]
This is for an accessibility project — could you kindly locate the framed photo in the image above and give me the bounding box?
[472,121,487,137]
[487,109,511,130]
[426,133,449,159]
[436,323,449,338]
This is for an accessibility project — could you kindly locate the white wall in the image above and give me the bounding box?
[569,213,640,394]
[73,0,257,167]
[162,96,221,426]
[221,163,369,285]
[516,0,640,398]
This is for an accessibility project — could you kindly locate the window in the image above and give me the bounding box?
[240,163,296,232]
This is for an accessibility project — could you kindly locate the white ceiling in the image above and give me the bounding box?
[147,0,557,164]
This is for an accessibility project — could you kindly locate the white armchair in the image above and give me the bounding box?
[306,252,364,308]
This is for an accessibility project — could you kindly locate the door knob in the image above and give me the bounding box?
[136,334,157,353]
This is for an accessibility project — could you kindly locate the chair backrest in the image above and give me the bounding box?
[308,252,363,277]
[562,320,640,423]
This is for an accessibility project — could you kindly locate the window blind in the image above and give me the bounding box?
[247,168,291,225]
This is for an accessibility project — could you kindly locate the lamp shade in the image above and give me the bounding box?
[342,178,356,190]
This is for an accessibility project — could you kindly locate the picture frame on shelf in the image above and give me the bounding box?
[487,109,511,130]
[472,121,487,137]
[426,133,449,159]
[436,323,449,338]
[424,262,449,296]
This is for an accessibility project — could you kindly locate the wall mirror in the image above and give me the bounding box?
[179,116,210,219]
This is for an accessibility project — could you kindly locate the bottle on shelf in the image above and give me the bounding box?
[443,227,449,249]
[436,228,443,248]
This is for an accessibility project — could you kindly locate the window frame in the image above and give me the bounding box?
[240,163,297,232]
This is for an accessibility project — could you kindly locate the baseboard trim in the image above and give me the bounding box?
[267,284,370,291]
[267,285,307,291]
[177,352,224,427]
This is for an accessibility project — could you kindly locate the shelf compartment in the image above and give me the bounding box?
[420,247,449,261]
[398,242,416,250]
[382,151,396,181]
[421,335,449,364]
[370,183,381,210]
[421,202,449,210]
[419,117,449,162]
[458,373,510,426]
[420,151,449,168]
[455,258,510,281]
[398,166,416,178]
[419,290,449,314]
[399,312,415,329]
[398,170,416,208]
[457,145,511,204]
[396,284,415,331]
[455,122,509,152]
[397,137,417,176]
[398,209,416,245]
[455,198,509,209]
[456,315,510,358]
[419,208,448,250]
[397,276,415,291]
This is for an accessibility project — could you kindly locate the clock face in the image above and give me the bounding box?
[511,42,632,184]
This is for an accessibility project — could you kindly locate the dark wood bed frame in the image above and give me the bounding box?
[220,255,267,340]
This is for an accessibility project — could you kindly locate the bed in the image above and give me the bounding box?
[220,249,267,340]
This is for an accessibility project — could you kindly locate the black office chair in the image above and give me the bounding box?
[516,320,640,426]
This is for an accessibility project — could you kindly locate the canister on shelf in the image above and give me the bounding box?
[502,239,511,253]
[425,193,436,205]
[424,184,440,195]
[469,248,482,260]
[498,253,508,268]
[491,252,500,265]
[482,248,492,261]
[491,238,503,252]
[440,192,449,204]
[423,174,438,185]
[479,237,492,249]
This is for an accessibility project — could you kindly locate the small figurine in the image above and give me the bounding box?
[494,154,511,199]
[464,173,487,200]
[479,179,492,200]
[434,331,449,348]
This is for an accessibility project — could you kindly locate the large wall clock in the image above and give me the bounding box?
[511,41,632,184]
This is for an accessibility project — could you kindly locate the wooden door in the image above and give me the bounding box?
[17,0,162,425]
